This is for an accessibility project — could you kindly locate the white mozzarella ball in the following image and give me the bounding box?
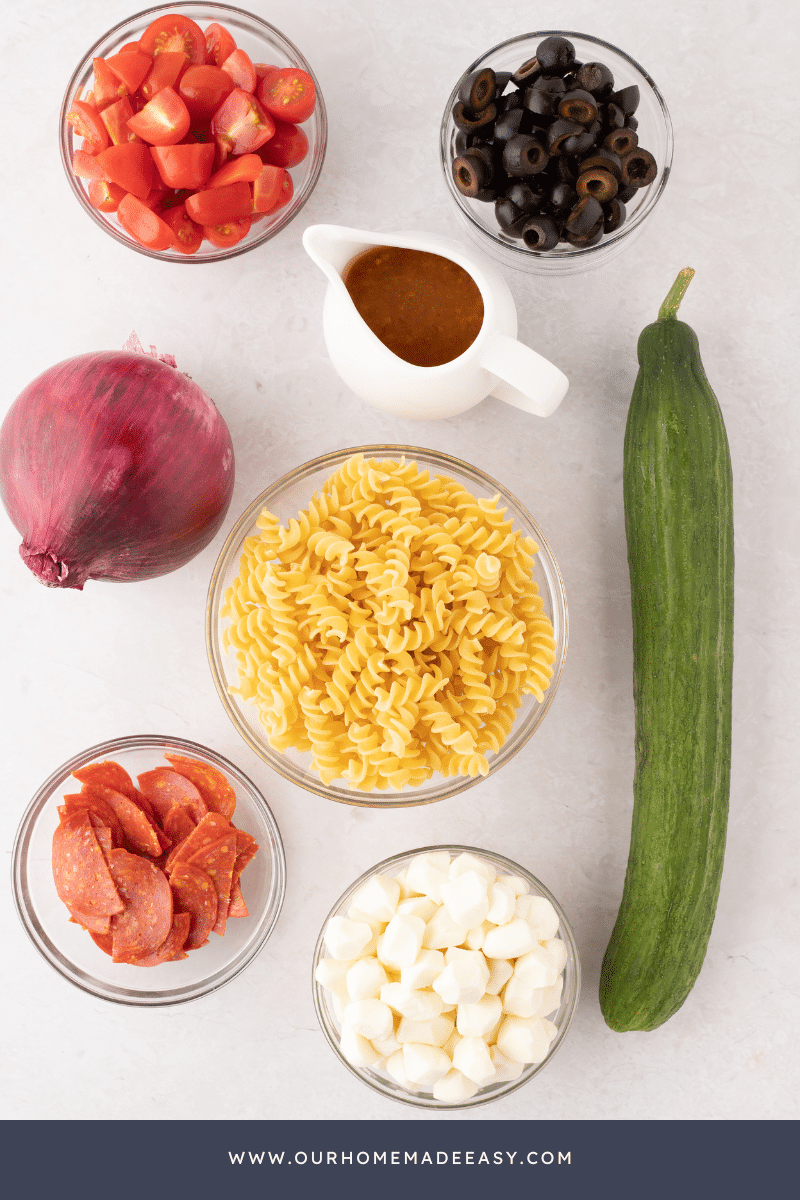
[397,895,438,922]
[456,993,503,1038]
[422,905,469,950]
[440,870,490,929]
[386,1049,420,1091]
[400,947,445,991]
[482,917,536,959]
[324,916,373,961]
[502,975,546,1019]
[433,951,489,1006]
[539,974,564,1017]
[448,852,496,886]
[350,873,401,923]
[406,854,450,902]
[342,998,394,1041]
[463,921,491,951]
[496,1015,551,1064]
[542,1018,558,1043]
[346,956,388,1001]
[380,983,444,1022]
[372,1028,401,1058]
[452,1036,496,1086]
[516,894,560,940]
[489,1044,525,1082]
[315,956,355,994]
[485,882,516,926]
[433,1069,479,1103]
[497,874,529,896]
[396,1013,455,1048]
[513,944,559,989]
[443,1028,463,1057]
[485,958,514,996]
[543,937,568,973]
[377,913,425,969]
[340,1025,383,1069]
[402,1042,451,1087]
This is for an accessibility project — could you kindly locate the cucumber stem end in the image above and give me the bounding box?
[657,268,695,321]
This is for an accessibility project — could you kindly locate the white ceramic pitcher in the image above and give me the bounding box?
[302,224,569,421]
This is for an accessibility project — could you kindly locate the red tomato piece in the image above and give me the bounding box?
[221,49,256,93]
[211,88,275,156]
[100,96,138,145]
[140,50,188,102]
[119,40,143,53]
[259,118,308,167]
[254,63,280,84]
[92,57,127,109]
[66,99,109,153]
[106,49,153,94]
[127,87,190,146]
[97,143,154,198]
[205,21,237,67]
[88,179,126,212]
[72,149,108,180]
[178,64,234,119]
[272,168,294,212]
[259,67,316,123]
[252,162,285,212]
[206,153,262,188]
[204,218,252,249]
[185,180,252,225]
[117,192,175,249]
[150,142,215,189]
[140,14,206,64]
[140,184,169,212]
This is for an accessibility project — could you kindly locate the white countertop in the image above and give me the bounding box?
[1,0,797,1122]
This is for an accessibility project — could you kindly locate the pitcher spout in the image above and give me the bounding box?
[302,224,378,288]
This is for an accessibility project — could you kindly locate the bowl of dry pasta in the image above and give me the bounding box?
[206,446,567,807]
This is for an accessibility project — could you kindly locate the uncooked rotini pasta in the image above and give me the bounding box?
[220,453,557,790]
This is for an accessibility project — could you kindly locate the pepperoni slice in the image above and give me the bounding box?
[127,912,191,966]
[73,761,158,823]
[80,783,162,857]
[164,754,237,820]
[163,802,196,847]
[170,861,218,948]
[165,811,231,873]
[60,792,124,848]
[228,875,249,919]
[137,767,207,823]
[52,810,124,934]
[187,831,237,936]
[90,930,114,956]
[232,828,259,882]
[108,848,173,962]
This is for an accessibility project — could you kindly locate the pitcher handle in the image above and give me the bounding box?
[478,334,568,417]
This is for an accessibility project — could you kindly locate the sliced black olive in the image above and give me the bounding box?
[459,68,497,112]
[620,146,657,187]
[503,132,549,176]
[554,154,580,185]
[604,102,626,130]
[452,100,497,133]
[576,62,614,96]
[496,89,523,114]
[617,183,637,203]
[452,152,492,197]
[454,129,485,156]
[580,146,622,179]
[564,219,604,246]
[523,87,556,122]
[520,214,560,250]
[604,127,638,156]
[531,74,566,97]
[626,114,638,132]
[562,126,597,156]
[565,194,603,235]
[536,35,576,75]
[602,198,626,233]
[549,181,577,214]
[494,71,513,96]
[611,85,640,115]
[493,107,532,143]
[558,89,598,126]
[576,167,618,203]
[547,118,583,155]
[506,180,544,211]
[512,56,541,85]
[495,197,523,230]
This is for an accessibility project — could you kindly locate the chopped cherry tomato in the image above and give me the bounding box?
[204,216,251,248]
[106,49,153,94]
[211,88,274,156]
[258,68,316,123]
[185,181,252,225]
[205,22,237,67]
[66,100,109,154]
[150,142,215,190]
[178,65,234,119]
[117,192,174,249]
[72,149,109,180]
[221,49,257,93]
[254,63,280,84]
[88,179,126,212]
[259,118,308,167]
[162,204,204,254]
[97,143,154,199]
[140,51,188,102]
[272,169,294,212]
[127,87,190,146]
[140,183,168,212]
[100,96,138,145]
[91,57,127,109]
[252,163,285,212]
[207,153,262,188]
[139,14,206,64]
[119,41,143,53]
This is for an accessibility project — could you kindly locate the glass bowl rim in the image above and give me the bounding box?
[11,732,287,1007]
[439,28,673,265]
[311,842,581,1110]
[59,1,328,264]
[205,443,569,808]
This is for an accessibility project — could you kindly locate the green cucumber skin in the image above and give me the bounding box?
[599,316,734,1033]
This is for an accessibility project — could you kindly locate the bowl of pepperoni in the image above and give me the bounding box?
[11,735,286,1005]
[59,4,327,260]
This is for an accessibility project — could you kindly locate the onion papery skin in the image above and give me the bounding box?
[0,351,235,589]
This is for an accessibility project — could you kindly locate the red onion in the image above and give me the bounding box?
[0,341,234,589]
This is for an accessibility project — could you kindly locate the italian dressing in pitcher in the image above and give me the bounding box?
[303,225,569,420]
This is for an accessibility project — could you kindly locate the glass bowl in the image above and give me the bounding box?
[312,845,580,1110]
[206,445,568,808]
[59,3,327,262]
[12,735,286,1006]
[440,31,673,275]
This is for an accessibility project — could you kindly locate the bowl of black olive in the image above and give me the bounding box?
[440,32,672,274]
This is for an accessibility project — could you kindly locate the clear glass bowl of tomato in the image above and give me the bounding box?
[60,3,327,262]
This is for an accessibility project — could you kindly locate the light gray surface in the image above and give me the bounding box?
[0,0,797,1120]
